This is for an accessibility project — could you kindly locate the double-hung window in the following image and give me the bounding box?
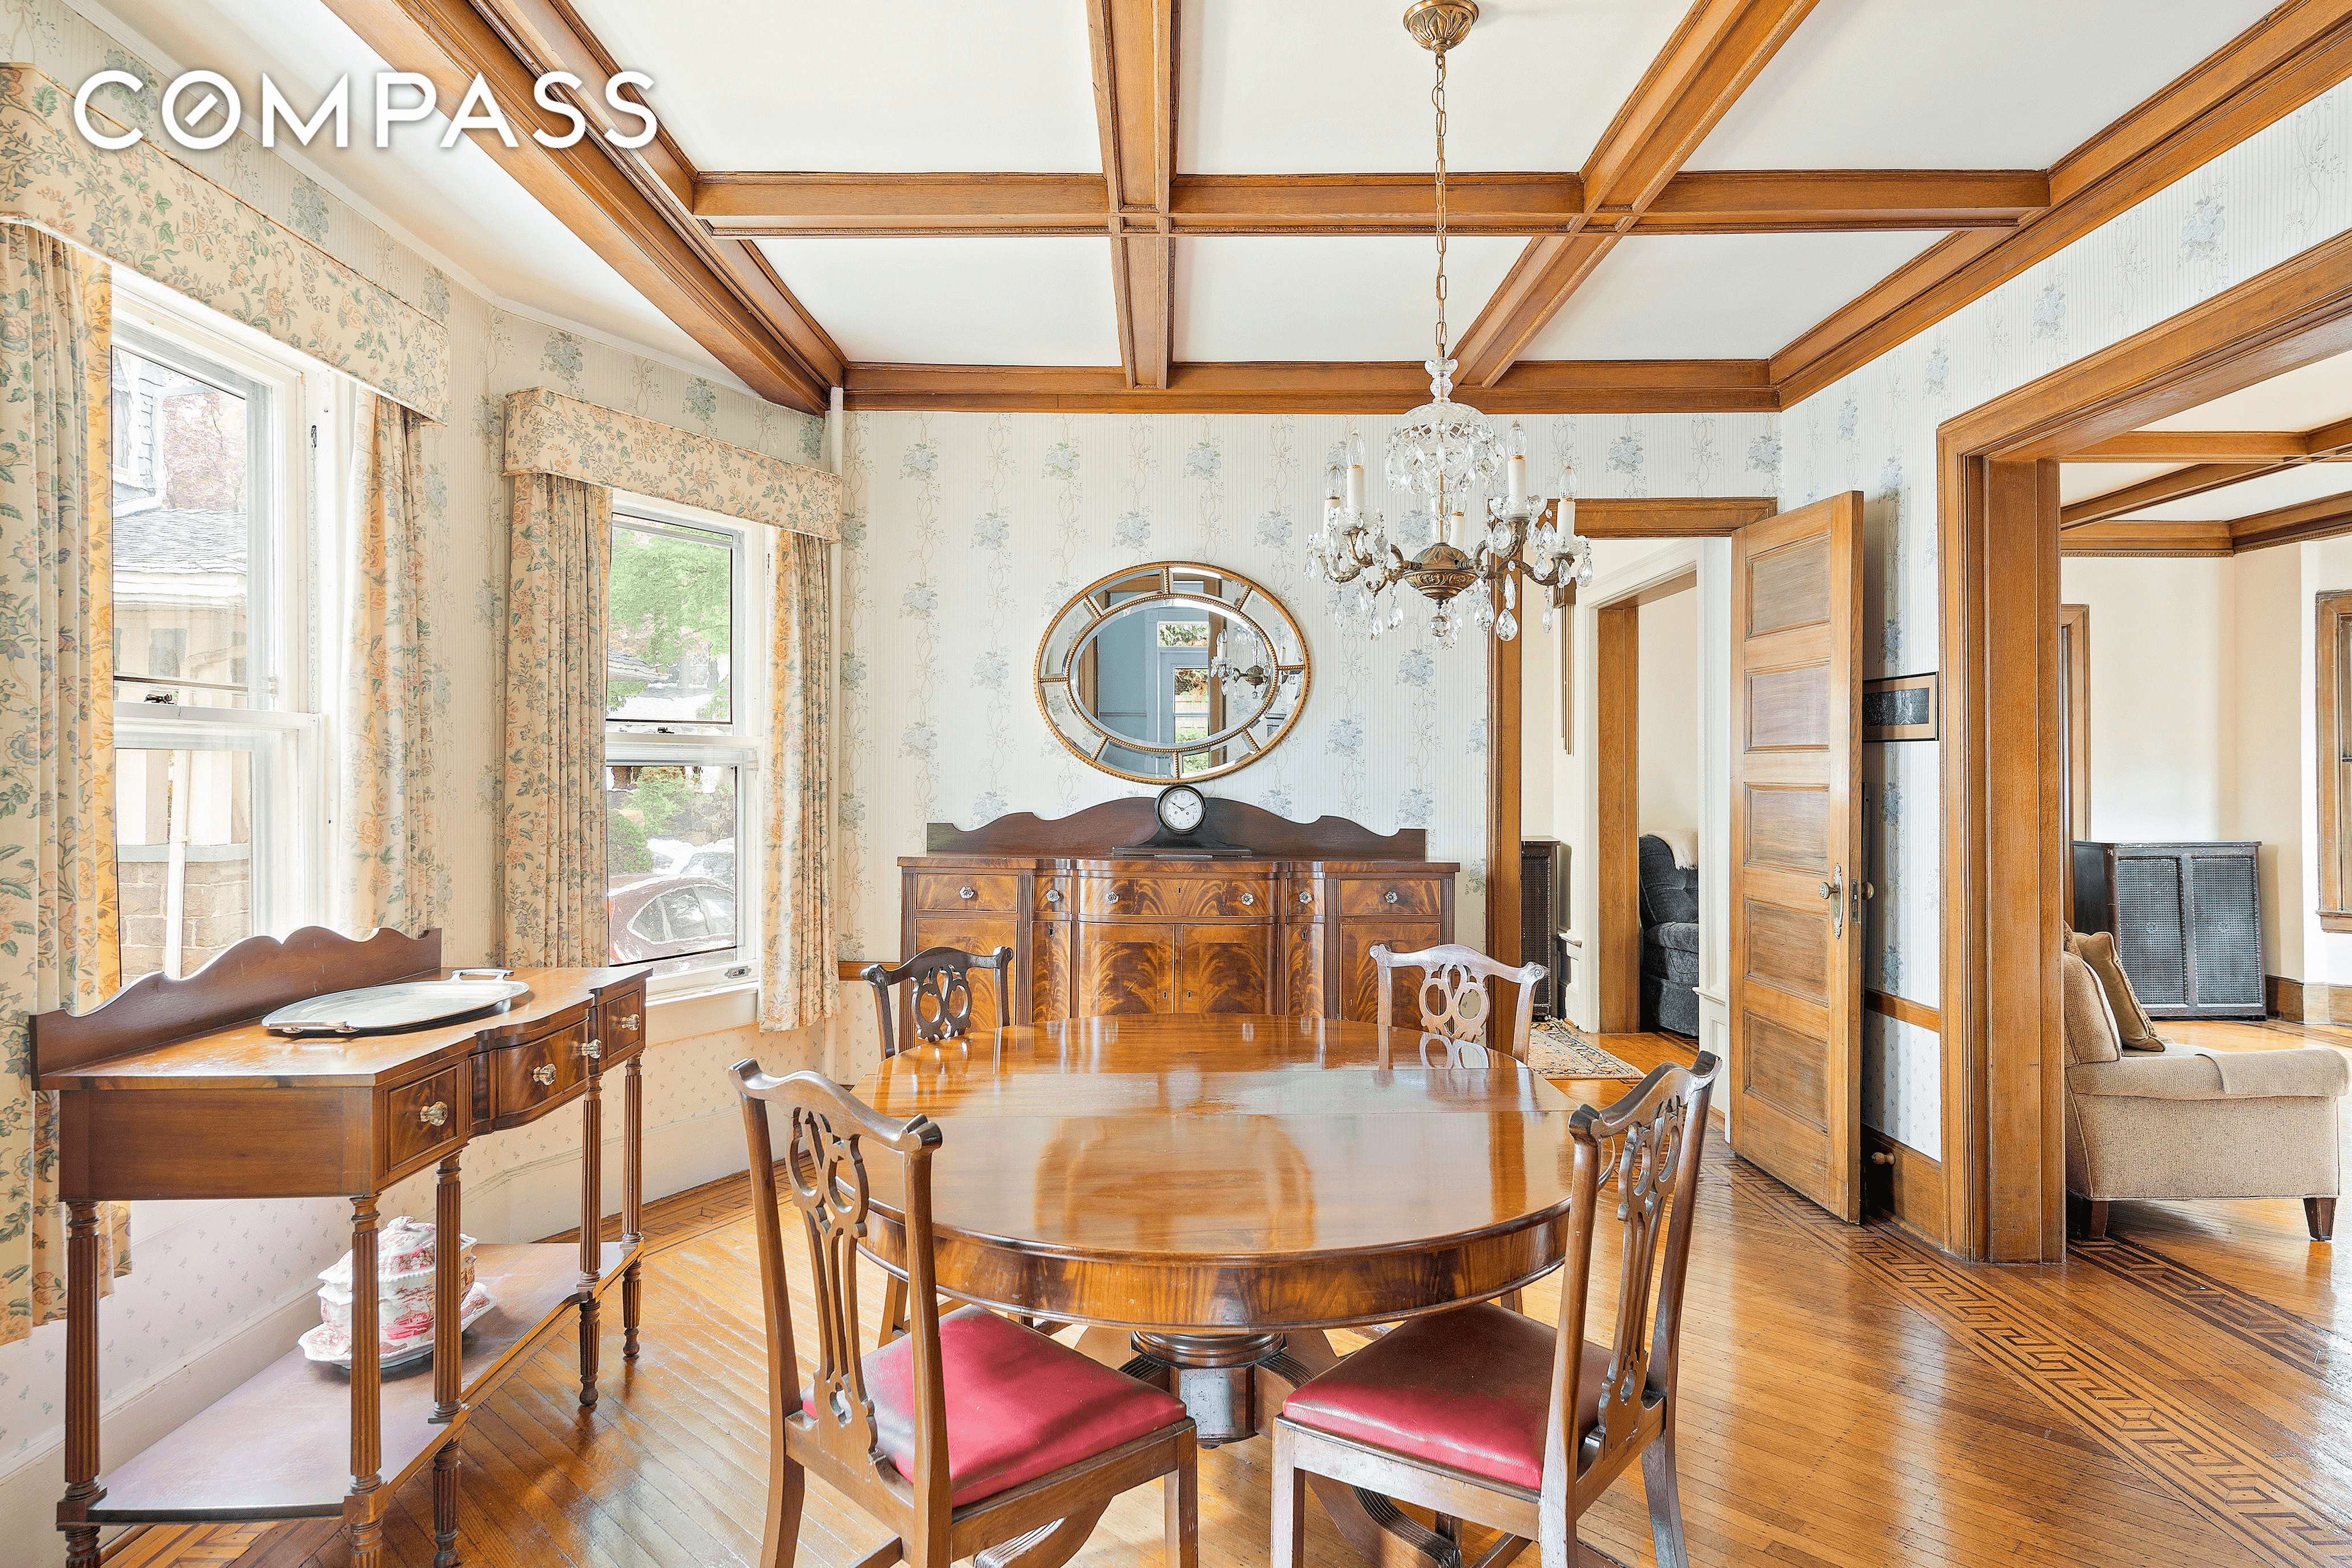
[109,280,326,979]
[604,495,760,991]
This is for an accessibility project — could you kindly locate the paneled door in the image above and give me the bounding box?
[1728,491,1865,1221]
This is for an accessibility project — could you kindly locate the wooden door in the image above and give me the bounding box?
[1175,925,1272,1013]
[1728,490,1865,1222]
[1082,923,1177,1014]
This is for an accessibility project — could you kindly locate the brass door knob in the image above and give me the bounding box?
[531,1063,558,1086]
[419,1101,449,1129]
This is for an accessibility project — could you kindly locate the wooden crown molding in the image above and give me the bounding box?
[2057,520,2236,556]
[2068,430,2316,461]
[321,0,840,411]
[691,168,2049,237]
[1773,0,2352,406]
[1570,497,1779,537]
[839,359,1777,414]
[1453,0,1821,389]
[1088,0,1177,390]
[2231,486,2352,550]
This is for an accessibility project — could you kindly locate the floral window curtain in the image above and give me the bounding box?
[335,392,443,938]
[501,473,612,967]
[0,229,130,1346]
[760,531,835,1031]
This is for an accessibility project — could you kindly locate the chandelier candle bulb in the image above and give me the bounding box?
[1347,463,1366,513]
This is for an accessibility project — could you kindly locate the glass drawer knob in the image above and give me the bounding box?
[1299,890,1313,904]
[1045,888,1061,903]
[617,1012,640,1031]
[1385,890,1400,904]
[959,885,976,899]
[419,1101,449,1129]
[531,1063,557,1086]
[580,1038,602,1061]
[1241,892,1254,905]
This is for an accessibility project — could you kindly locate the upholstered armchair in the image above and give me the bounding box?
[2061,950,2344,1242]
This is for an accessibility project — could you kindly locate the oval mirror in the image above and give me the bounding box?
[1035,563,1310,783]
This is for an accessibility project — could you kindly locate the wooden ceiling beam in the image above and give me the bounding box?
[1773,0,2352,406]
[2058,521,2236,556]
[2066,431,2313,461]
[1453,0,1819,389]
[691,168,2044,237]
[2059,461,2279,527]
[321,0,841,411]
[839,358,1777,414]
[1088,0,1177,389]
[2231,488,2352,551]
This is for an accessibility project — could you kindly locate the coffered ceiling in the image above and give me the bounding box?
[82,0,2352,415]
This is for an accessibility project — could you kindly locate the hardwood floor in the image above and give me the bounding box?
[110,1024,2348,1568]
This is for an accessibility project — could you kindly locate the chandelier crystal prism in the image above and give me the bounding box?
[1305,0,1594,649]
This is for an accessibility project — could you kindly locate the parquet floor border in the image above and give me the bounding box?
[2067,1234,2346,1381]
[1727,1160,2352,1568]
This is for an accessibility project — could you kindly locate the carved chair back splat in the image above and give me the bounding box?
[1371,942,1546,1061]
[1270,1053,1720,1568]
[859,946,1013,1059]
[734,1062,1198,1568]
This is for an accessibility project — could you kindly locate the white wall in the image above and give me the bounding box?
[2060,549,2304,981]
[1637,588,1701,837]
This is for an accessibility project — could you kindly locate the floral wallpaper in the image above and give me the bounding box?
[504,387,840,538]
[0,66,448,422]
[0,0,827,1487]
[1780,79,2352,1158]
[832,408,1775,1077]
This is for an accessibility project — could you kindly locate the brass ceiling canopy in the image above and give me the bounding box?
[1402,0,1479,54]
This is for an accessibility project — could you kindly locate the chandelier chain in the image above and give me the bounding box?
[1433,44,1449,365]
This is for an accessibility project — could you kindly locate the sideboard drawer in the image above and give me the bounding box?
[1080,874,1272,919]
[599,989,646,1066]
[384,1066,466,1174]
[490,1021,586,1123]
[1339,877,1442,918]
[911,873,1020,913]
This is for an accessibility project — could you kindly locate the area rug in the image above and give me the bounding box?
[1525,1020,1645,1080]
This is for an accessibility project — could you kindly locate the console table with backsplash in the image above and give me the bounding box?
[898,797,1458,1024]
[29,927,648,1568]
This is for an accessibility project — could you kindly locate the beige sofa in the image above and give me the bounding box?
[2061,951,2344,1243]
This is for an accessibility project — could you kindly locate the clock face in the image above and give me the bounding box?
[1158,785,1207,835]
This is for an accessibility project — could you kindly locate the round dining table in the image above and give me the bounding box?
[855,1012,1586,1568]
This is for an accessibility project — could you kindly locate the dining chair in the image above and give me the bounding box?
[859,945,1014,1059]
[734,1061,1199,1568]
[1372,942,1547,1061]
[856,945,1015,1346]
[1270,1052,1720,1568]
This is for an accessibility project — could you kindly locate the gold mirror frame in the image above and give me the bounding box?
[1034,562,1311,785]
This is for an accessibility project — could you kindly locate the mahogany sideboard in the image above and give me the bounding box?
[29,926,649,1568]
[898,798,1459,1026]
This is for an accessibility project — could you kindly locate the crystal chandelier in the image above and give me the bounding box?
[1305,0,1594,647]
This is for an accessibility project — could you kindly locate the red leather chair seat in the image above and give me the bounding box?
[803,1306,1186,1506]
[1281,1302,1610,1491]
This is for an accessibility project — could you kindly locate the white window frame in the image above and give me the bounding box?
[109,274,329,950]
[605,489,766,997]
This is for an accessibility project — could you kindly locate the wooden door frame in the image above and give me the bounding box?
[1938,227,2352,1261]
[1587,568,1701,1033]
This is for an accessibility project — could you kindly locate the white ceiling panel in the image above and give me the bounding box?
[79,0,733,379]
[1690,0,2275,170]
[2134,462,2352,522]
[2058,463,2183,506]
[1521,231,1947,360]
[1185,1,1684,174]
[1175,236,1528,363]
[564,0,1101,172]
[756,238,1120,365]
[2146,350,2352,432]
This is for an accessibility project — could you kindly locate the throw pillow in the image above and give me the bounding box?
[2065,930,2167,1051]
[2059,950,2122,1066]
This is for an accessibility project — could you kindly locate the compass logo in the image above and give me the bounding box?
[71,69,658,153]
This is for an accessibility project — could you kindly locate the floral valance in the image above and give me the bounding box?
[0,65,451,424]
[504,387,840,540]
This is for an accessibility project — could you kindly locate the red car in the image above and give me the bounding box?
[608,873,737,962]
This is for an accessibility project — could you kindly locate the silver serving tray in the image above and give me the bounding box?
[264,971,533,1037]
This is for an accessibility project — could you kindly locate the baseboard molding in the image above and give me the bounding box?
[1863,1128,1946,1249]
[2267,974,2351,1023]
